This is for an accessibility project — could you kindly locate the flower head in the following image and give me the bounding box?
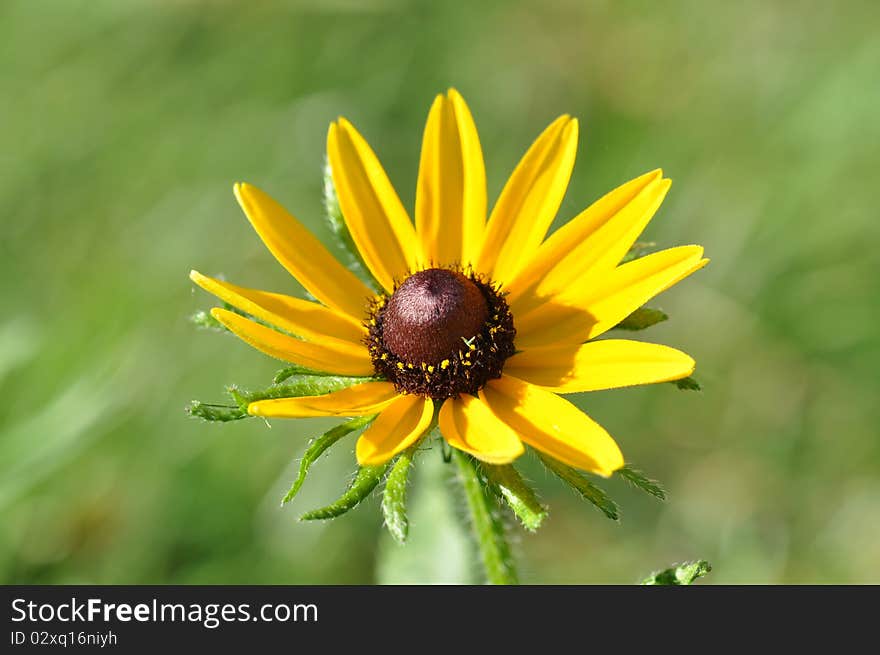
[191,89,707,478]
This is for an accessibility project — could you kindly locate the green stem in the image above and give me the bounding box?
[452,450,518,585]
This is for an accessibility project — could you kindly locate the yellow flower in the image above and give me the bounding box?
[191,89,707,477]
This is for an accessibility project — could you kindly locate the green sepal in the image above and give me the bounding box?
[641,560,712,585]
[618,464,666,501]
[381,444,420,544]
[186,400,246,422]
[228,375,374,410]
[274,364,336,384]
[613,307,668,331]
[671,376,701,391]
[189,309,227,332]
[539,455,619,521]
[482,463,548,532]
[299,463,390,521]
[621,241,657,263]
[282,415,376,505]
[323,160,381,292]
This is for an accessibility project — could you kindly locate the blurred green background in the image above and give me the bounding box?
[2,0,878,584]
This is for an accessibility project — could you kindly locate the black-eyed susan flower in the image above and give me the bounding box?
[190,89,706,484]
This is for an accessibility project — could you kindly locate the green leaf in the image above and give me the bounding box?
[228,375,373,410]
[282,415,375,505]
[671,376,702,391]
[273,364,334,384]
[621,241,657,263]
[453,450,518,585]
[482,463,548,531]
[618,464,666,501]
[641,560,712,585]
[323,160,381,292]
[539,455,619,521]
[185,400,246,422]
[189,309,227,332]
[299,463,389,521]
[381,444,420,544]
[613,307,668,331]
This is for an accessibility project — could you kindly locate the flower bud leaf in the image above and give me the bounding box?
[299,463,390,521]
[282,415,376,505]
[671,376,701,391]
[618,464,666,501]
[539,455,619,521]
[482,463,548,531]
[613,307,668,331]
[273,364,331,384]
[381,444,420,544]
[189,309,228,332]
[641,560,712,585]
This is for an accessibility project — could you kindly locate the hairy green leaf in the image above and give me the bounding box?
[228,375,372,410]
[672,376,702,391]
[273,364,331,384]
[641,560,712,585]
[614,307,668,331]
[299,463,389,521]
[539,455,619,521]
[382,444,420,544]
[186,400,246,422]
[282,415,375,505]
[483,463,547,531]
[618,464,666,500]
[453,451,518,584]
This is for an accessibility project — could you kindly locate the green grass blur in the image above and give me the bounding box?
[2,0,878,584]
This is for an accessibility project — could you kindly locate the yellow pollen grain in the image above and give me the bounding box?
[440,359,450,370]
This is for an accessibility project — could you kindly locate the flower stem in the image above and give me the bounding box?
[452,450,518,585]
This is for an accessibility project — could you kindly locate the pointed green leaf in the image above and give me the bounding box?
[282,415,375,505]
[671,376,701,391]
[641,560,712,585]
[381,444,420,544]
[618,464,666,501]
[299,463,390,521]
[539,455,619,521]
[453,450,518,585]
[613,307,668,331]
[621,241,657,263]
[186,400,247,422]
[482,463,548,531]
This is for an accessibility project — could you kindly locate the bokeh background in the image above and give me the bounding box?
[3,0,878,584]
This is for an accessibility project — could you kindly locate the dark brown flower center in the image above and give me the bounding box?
[382,269,488,365]
[366,267,516,399]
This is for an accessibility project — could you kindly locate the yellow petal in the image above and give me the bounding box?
[505,339,695,393]
[515,246,707,349]
[416,89,487,267]
[328,118,418,292]
[190,270,365,345]
[481,376,624,477]
[508,171,668,314]
[233,183,372,321]
[248,381,399,418]
[438,394,524,464]
[476,116,578,284]
[356,394,434,465]
[211,307,373,376]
